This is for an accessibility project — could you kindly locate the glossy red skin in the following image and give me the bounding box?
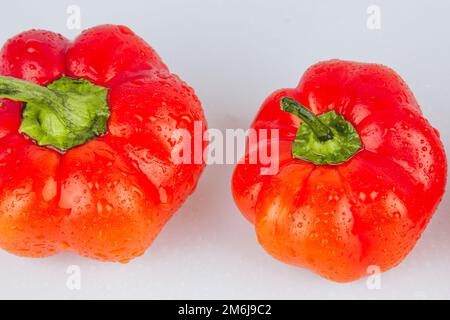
[0,25,207,262]
[232,60,447,282]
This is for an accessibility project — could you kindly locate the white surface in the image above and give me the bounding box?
[0,0,449,299]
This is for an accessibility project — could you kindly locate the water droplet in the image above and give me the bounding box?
[176,115,193,129]
[120,128,128,136]
[155,71,170,79]
[42,177,57,202]
[132,186,144,197]
[59,241,70,250]
[359,192,367,201]
[131,79,145,85]
[158,187,168,204]
[370,191,379,201]
[97,199,113,218]
[98,230,106,241]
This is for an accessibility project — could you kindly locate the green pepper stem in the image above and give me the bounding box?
[280,97,333,142]
[0,75,110,151]
[0,76,70,125]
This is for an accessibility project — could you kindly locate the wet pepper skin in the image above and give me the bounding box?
[232,60,447,282]
[0,25,207,262]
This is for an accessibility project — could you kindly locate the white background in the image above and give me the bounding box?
[0,0,449,299]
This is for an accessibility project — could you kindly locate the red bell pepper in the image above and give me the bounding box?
[232,60,447,282]
[0,25,207,262]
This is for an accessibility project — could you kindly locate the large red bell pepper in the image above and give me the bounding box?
[0,25,207,262]
[232,60,447,282]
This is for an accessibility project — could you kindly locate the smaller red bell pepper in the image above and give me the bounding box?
[232,60,447,282]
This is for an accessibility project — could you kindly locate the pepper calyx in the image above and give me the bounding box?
[280,97,362,165]
[0,75,110,151]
